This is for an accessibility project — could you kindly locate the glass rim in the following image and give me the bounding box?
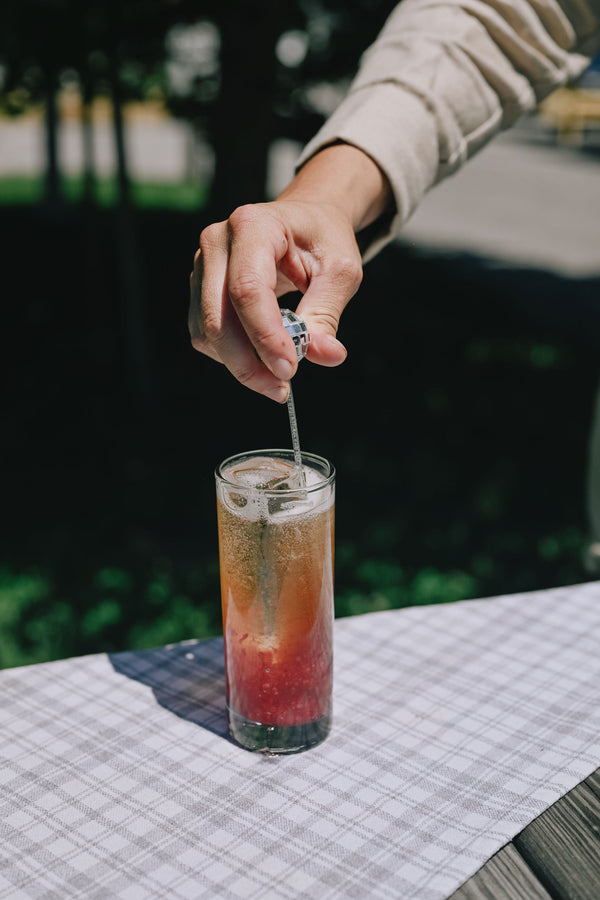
[215,448,335,494]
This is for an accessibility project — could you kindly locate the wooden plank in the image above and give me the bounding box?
[513,782,600,900]
[585,768,600,802]
[449,843,552,900]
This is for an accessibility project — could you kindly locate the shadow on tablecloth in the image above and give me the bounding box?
[109,637,231,741]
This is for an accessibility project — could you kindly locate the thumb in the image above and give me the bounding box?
[296,270,360,368]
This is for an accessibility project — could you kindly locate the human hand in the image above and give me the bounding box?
[189,143,391,401]
[189,199,360,402]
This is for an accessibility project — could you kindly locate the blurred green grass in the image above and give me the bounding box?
[0,175,207,209]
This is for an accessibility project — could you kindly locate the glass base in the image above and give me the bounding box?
[228,706,331,754]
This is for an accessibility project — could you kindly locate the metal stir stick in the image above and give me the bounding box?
[280,309,311,488]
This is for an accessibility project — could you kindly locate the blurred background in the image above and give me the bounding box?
[1,0,599,668]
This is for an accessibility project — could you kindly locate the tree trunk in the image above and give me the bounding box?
[209,2,281,218]
[80,67,96,208]
[106,7,153,414]
[43,64,62,212]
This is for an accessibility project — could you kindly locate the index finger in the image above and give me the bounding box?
[193,223,291,402]
[226,206,298,383]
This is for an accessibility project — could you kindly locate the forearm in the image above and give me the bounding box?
[278,142,393,234]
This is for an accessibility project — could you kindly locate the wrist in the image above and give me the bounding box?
[278,142,392,234]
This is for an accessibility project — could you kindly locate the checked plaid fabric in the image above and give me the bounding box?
[2,581,600,899]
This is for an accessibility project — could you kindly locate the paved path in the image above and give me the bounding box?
[0,113,211,183]
[399,122,600,277]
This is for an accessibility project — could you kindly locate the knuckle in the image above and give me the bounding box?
[254,323,288,353]
[228,204,261,231]
[314,307,341,335]
[199,222,225,253]
[232,360,261,387]
[228,272,263,306]
[332,254,363,291]
[200,309,222,343]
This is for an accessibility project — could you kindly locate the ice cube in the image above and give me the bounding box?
[229,457,297,490]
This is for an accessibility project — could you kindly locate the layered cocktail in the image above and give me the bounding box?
[216,449,335,753]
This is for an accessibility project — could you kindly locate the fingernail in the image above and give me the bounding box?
[270,357,295,380]
[264,383,290,403]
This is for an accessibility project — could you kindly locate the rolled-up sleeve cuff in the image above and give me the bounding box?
[296,82,439,260]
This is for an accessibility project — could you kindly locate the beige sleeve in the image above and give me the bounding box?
[296,0,600,259]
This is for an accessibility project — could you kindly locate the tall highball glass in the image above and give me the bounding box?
[215,449,335,754]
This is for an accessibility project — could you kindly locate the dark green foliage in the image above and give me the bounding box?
[0,564,222,669]
[1,204,598,667]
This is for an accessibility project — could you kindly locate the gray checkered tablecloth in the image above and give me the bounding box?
[2,581,600,899]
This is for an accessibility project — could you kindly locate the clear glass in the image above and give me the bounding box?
[215,449,335,754]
